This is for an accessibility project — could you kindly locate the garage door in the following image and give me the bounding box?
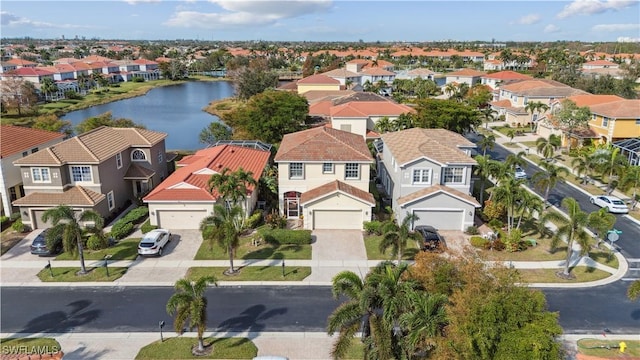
[313,210,362,230]
[32,210,55,229]
[412,209,463,231]
[157,210,207,230]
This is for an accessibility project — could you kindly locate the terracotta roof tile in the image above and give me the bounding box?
[297,74,341,85]
[329,101,415,118]
[500,79,589,97]
[1,125,65,159]
[381,128,476,166]
[397,184,480,207]
[12,186,105,206]
[589,99,640,118]
[124,163,156,179]
[300,180,374,205]
[446,69,486,77]
[274,127,373,162]
[565,94,623,107]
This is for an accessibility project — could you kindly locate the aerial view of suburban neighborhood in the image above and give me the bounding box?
[1,0,639,359]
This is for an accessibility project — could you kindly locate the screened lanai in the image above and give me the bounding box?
[613,138,640,166]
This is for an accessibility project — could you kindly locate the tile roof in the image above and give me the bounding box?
[6,67,54,76]
[332,92,390,105]
[144,145,270,202]
[583,60,618,66]
[446,69,486,77]
[12,186,105,206]
[329,101,415,118]
[14,126,167,166]
[297,74,341,85]
[275,127,373,162]
[407,68,437,76]
[320,68,360,78]
[1,125,65,159]
[124,163,156,179]
[588,99,640,118]
[360,67,395,76]
[300,180,375,205]
[481,71,532,80]
[397,184,480,207]
[565,94,623,107]
[381,128,476,166]
[302,90,355,103]
[500,79,589,97]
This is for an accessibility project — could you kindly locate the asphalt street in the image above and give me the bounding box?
[1,285,638,334]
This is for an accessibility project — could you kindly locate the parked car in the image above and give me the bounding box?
[514,165,528,180]
[589,195,629,214]
[414,225,445,252]
[30,229,62,256]
[137,229,171,257]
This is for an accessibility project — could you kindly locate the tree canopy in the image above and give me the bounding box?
[408,98,482,134]
[199,122,232,145]
[229,59,279,100]
[76,111,146,134]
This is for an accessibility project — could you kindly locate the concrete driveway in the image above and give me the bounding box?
[0,228,47,262]
[311,230,366,261]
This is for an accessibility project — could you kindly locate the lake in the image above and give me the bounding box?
[62,81,235,151]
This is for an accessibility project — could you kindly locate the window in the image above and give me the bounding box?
[412,169,431,184]
[131,149,146,161]
[9,187,17,201]
[116,153,123,169]
[636,119,640,125]
[345,163,359,179]
[323,163,334,174]
[31,168,50,183]
[31,147,38,154]
[443,167,464,184]
[71,166,92,182]
[107,191,115,210]
[157,150,163,164]
[602,117,609,127]
[289,163,303,179]
[22,151,28,157]
[340,124,352,132]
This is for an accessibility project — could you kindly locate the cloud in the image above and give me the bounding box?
[515,13,541,25]
[0,11,87,29]
[165,0,332,29]
[592,23,640,32]
[544,24,561,33]
[557,0,636,19]
[617,36,640,42]
[123,0,161,4]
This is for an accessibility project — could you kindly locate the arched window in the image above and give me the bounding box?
[131,149,147,161]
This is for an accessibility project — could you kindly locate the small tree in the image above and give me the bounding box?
[379,213,419,263]
[554,99,591,149]
[199,122,232,145]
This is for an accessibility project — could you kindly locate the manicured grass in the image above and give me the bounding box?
[364,235,420,260]
[37,266,127,282]
[629,209,640,221]
[516,267,611,283]
[520,141,538,148]
[195,233,311,260]
[55,238,140,261]
[589,247,620,269]
[136,337,257,359]
[502,142,522,148]
[0,337,62,355]
[491,126,534,137]
[577,339,640,357]
[477,237,568,262]
[186,266,311,281]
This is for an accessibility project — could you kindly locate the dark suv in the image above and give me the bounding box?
[30,230,63,256]
[414,225,445,252]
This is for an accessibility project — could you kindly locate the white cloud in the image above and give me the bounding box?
[515,13,541,25]
[557,0,636,19]
[617,36,640,42]
[123,0,161,4]
[0,11,86,29]
[544,24,561,33]
[165,0,332,29]
[592,23,640,31]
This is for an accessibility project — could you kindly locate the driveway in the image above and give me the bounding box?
[311,230,367,262]
[0,228,47,262]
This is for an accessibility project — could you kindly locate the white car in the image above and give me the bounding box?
[514,166,528,180]
[137,229,172,256]
[589,195,629,214]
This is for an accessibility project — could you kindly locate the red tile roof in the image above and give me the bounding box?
[297,74,340,85]
[565,94,623,107]
[329,101,415,118]
[144,145,270,202]
[583,60,618,66]
[275,127,372,162]
[0,125,65,159]
[300,180,374,205]
[381,128,476,166]
[5,67,53,76]
[446,69,486,77]
[589,99,640,118]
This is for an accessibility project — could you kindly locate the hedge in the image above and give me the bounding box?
[470,236,488,248]
[121,207,149,224]
[140,219,158,234]
[109,221,134,240]
[363,221,384,235]
[258,228,312,245]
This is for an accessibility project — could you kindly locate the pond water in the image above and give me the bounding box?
[62,81,235,151]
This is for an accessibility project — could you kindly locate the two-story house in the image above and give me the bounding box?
[144,144,270,230]
[588,98,640,144]
[0,126,65,217]
[296,74,342,95]
[444,69,486,87]
[274,126,374,230]
[376,128,480,231]
[12,126,167,229]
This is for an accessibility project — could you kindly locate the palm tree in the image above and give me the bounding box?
[531,161,569,206]
[524,101,549,132]
[479,107,498,129]
[592,146,627,194]
[587,208,616,246]
[207,167,257,212]
[201,204,243,274]
[473,154,497,206]
[506,128,516,144]
[477,134,496,157]
[374,116,393,134]
[166,275,218,353]
[571,151,594,184]
[41,205,104,274]
[619,165,640,209]
[535,134,561,161]
[540,197,594,278]
[40,77,58,101]
[379,213,418,263]
[444,83,457,98]
[398,291,448,359]
[492,177,526,232]
[515,189,544,230]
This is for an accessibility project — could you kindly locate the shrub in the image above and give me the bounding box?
[265,210,287,229]
[244,211,264,230]
[488,219,504,231]
[465,225,479,235]
[87,234,109,250]
[10,212,21,221]
[503,229,523,252]
[0,215,9,224]
[470,236,488,248]
[259,229,312,245]
[122,207,149,224]
[483,200,506,221]
[11,218,25,233]
[109,221,134,240]
[363,220,384,235]
[140,219,157,234]
[489,239,506,251]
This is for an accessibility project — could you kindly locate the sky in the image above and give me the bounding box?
[1,0,639,43]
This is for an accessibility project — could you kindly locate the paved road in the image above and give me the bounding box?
[471,134,640,259]
[1,285,638,334]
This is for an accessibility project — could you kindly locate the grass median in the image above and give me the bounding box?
[186,266,311,281]
[37,266,127,282]
[55,238,140,261]
[136,337,257,359]
[577,338,640,358]
[516,267,611,283]
[195,234,311,260]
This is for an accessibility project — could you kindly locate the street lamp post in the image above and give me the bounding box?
[159,320,165,342]
[104,254,112,277]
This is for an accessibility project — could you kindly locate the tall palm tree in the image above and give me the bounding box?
[571,151,594,184]
[477,134,496,157]
[524,101,549,132]
[619,165,640,209]
[514,189,544,230]
[531,161,569,206]
[374,116,393,134]
[473,154,497,206]
[479,107,498,129]
[398,291,448,359]
[41,205,104,274]
[506,128,516,144]
[535,134,561,161]
[592,146,627,193]
[587,208,616,246]
[540,197,594,277]
[492,177,526,232]
[201,204,244,274]
[166,275,218,353]
[379,213,418,263]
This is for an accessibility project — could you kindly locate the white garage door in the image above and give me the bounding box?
[313,210,362,230]
[413,209,463,230]
[157,210,207,230]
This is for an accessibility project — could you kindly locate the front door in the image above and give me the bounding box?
[284,191,301,218]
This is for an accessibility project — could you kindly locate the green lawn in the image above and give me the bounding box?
[364,235,420,260]
[56,238,140,261]
[516,267,611,283]
[37,266,127,282]
[491,125,535,137]
[186,266,311,281]
[136,337,257,359]
[0,338,62,355]
[195,233,311,260]
[577,339,640,357]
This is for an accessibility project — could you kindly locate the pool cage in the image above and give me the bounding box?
[612,138,640,166]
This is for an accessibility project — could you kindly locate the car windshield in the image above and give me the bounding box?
[420,230,440,241]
